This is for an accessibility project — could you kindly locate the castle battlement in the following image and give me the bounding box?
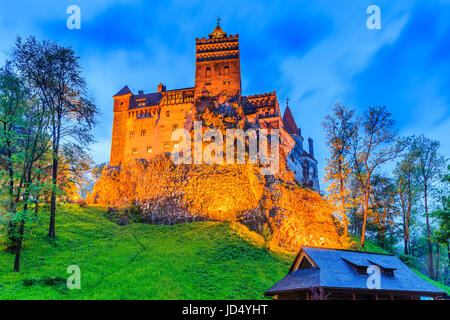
[195,34,239,44]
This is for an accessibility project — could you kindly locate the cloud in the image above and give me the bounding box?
[277,2,412,179]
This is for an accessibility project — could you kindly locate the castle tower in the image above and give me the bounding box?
[194,19,241,98]
[110,85,132,166]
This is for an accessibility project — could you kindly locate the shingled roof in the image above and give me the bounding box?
[113,85,132,97]
[129,92,163,109]
[265,247,446,297]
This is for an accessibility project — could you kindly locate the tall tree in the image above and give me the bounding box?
[0,63,27,220]
[370,174,398,250]
[12,37,97,238]
[323,104,358,237]
[431,164,449,283]
[0,64,51,271]
[414,135,445,279]
[355,106,403,247]
[394,136,421,254]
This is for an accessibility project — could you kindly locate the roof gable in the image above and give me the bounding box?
[266,246,446,296]
[113,85,132,97]
[282,105,299,134]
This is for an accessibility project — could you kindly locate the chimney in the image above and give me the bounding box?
[157,82,166,92]
[308,138,314,158]
[138,90,144,95]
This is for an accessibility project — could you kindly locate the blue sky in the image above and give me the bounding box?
[0,0,449,183]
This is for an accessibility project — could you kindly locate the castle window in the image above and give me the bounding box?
[147,146,152,153]
[172,124,178,131]
[166,110,170,117]
[164,141,170,149]
[132,148,138,155]
[205,82,211,86]
[137,101,146,107]
[223,81,230,85]
[224,66,229,76]
[141,129,146,137]
[129,131,135,138]
[206,67,211,78]
[173,141,179,148]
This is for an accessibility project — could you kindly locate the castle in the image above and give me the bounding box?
[109,20,320,191]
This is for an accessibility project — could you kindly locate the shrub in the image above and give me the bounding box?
[105,206,143,226]
[398,253,418,268]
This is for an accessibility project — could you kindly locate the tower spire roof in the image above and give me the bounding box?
[209,17,227,39]
[113,85,132,97]
[282,99,299,135]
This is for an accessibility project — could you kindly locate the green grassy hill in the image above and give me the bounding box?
[0,204,293,299]
[1,204,448,299]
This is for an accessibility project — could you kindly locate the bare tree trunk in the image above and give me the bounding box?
[34,167,40,217]
[361,173,371,248]
[49,114,61,238]
[338,171,348,237]
[402,203,408,254]
[5,136,19,252]
[341,199,348,237]
[446,241,450,285]
[424,185,434,279]
[406,180,412,255]
[48,155,58,237]
[35,198,39,216]
[435,242,440,281]
[13,218,25,272]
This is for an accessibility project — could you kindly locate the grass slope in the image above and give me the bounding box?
[413,269,450,295]
[0,204,293,300]
[1,204,448,299]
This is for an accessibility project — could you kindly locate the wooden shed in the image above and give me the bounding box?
[265,246,447,300]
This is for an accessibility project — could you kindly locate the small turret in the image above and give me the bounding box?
[282,98,299,134]
[157,82,166,92]
[308,138,314,158]
[209,18,227,39]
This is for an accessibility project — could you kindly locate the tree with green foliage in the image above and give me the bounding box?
[12,36,98,238]
[431,164,450,283]
[394,136,421,255]
[322,104,358,237]
[354,106,404,247]
[0,63,51,271]
[369,174,399,251]
[414,135,445,279]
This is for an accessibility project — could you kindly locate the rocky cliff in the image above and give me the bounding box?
[88,97,343,251]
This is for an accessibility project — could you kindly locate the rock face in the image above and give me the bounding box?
[87,154,342,251]
[89,96,342,251]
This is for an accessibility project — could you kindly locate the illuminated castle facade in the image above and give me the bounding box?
[109,21,320,191]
